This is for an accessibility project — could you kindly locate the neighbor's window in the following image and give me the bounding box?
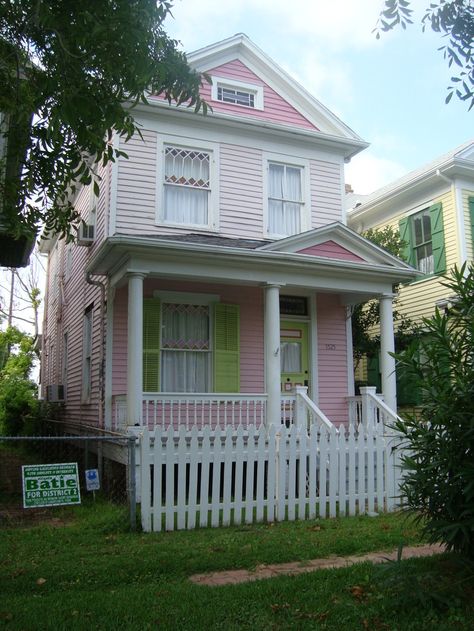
[163,145,211,227]
[268,162,303,236]
[412,209,434,274]
[161,303,211,392]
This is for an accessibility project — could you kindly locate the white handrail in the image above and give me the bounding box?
[295,386,334,431]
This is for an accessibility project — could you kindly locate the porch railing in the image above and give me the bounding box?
[112,391,334,432]
[347,387,401,430]
[293,386,335,431]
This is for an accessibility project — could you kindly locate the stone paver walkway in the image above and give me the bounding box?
[190,543,445,587]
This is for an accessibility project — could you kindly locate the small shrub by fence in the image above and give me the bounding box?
[139,422,402,532]
[0,424,136,530]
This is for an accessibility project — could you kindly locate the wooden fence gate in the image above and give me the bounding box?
[139,423,402,532]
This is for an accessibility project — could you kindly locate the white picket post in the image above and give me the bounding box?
[222,426,233,526]
[348,423,356,516]
[328,426,338,517]
[318,428,328,518]
[234,425,245,525]
[266,425,276,522]
[256,426,266,522]
[245,425,256,524]
[308,426,317,519]
[152,427,163,532]
[140,427,152,532]
[199,426,211,527]
[187,425,199,529]
[165,425,175,531]
[298,427,308,520]
[338,425,346,517]
[176,426,187,530]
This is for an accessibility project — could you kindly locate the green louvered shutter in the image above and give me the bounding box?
[214,304,240,393]
[367,354,381,393]
[398,217,415,266]
[469,196,474,252]
[429,202,446,274]
[143,298,161,392]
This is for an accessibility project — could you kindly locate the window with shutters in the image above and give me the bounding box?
[143,294,240,394]
[412,208,434,274]
[158,139,218,230]
[399,203,445,277]
[161,303,211,392]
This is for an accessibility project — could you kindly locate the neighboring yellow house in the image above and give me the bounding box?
[348,139,474,404]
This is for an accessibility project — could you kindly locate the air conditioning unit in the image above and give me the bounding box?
[46,384,65,402]
[77,220,95,246]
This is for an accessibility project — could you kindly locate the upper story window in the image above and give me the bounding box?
[412,209,433,274]
[399,202,446,277]
[211,76,264,110]
[267,162,305,237]
[217,86,255,108]
[160,141,218,230]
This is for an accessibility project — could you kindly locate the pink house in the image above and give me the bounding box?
[40,35,417,434]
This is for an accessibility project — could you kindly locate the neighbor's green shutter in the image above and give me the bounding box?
[469,196,474,252]
[214,303,240,392]
[398,217,415,267]
[143,298,161,392]
[367,354,381,393]
[429,202,446,274]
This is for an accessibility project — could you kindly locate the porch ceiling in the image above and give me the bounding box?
[87,234,418,296]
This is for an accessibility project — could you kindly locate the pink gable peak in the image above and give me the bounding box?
[297,240,366,262]
[200,59,318,131]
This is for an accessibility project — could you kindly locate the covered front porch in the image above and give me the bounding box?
[86,226,417,434]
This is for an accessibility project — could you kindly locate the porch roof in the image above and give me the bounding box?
[87,228,418,298]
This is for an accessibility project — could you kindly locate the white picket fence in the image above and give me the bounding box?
[139,423,402,532]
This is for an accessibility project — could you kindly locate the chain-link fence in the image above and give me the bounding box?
[0,422,136,531]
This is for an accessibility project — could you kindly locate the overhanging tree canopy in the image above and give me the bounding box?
[0,0,207,241]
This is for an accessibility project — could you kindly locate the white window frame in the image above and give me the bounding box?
[82,306,93,402]
[211,76,264,110]
[156,136,219,232]
[263,153,311,238]
[153,291,219,393]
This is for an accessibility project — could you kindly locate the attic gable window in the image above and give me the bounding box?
[211,76,264,110]
[217,86,255,108]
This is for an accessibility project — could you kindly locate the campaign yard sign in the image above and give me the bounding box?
[22,463,81,508]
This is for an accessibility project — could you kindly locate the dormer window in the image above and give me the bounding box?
[211,77,264,110]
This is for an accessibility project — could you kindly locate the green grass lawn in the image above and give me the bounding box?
[1,503,473,630]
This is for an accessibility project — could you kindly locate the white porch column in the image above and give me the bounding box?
[379,293,397,413]
[264,284,281,428]
[127,273,145,426]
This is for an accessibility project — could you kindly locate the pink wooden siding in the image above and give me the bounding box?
[310,159,343,227]
[316,293,349,425]
[298,240,365,262]
[219,143,264,238]
[115,132,344,238]
[152,59,317,131]
[112,281,264,395]
[41,161,111,427]
[115,129,157,235]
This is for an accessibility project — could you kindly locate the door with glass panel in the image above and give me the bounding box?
[280,321,310,394]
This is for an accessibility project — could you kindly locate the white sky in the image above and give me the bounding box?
[165,0,473,193]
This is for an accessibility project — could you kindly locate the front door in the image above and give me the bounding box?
[280,321,310,393]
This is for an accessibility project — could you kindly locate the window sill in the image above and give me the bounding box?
[158,221,219,233]
[405,273,441,287]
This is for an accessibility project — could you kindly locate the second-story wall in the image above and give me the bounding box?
[113,116,344,241]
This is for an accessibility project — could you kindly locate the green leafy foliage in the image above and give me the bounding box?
[374,1,474,110]
[0,326,38,435]
[394,264,474,557]
[0,0,208,240]
[352,225,415,367]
